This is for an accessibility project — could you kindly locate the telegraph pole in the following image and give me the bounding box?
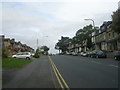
[37,38,38,49]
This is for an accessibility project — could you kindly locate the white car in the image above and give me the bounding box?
[30,53,35,56]
[12,52,32,60]
[72,52,78,56]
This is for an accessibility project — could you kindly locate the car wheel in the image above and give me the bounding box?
[26,57,30,60]
[96,55,99,58]
[104,55,107,58]
[91,55,93,58]
[114,56,117,60]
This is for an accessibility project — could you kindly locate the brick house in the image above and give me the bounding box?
[1,35,34,54]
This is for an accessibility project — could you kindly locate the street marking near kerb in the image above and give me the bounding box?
[48,56,70,90]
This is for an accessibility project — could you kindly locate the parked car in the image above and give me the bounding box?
[80,52,85,56]
[31,53,35,56]
[114,51,120,60]
[66,52,71,55]
[90,50,107,58]
[12,52,32,60]
[69,52,73,55]
[88,51,94,57]
[83,52,91,57]
[72,52,78,56]
[82,52,87,57]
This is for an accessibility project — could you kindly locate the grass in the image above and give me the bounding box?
[0,58,1,68]
[2,58,32,68]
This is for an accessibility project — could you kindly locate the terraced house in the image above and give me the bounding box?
[0,35,34,54]
[92,21,120,57]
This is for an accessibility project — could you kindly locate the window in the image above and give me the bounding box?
[17,53,22,55]
[25,52,29,55]
[109,33,111,39]
[112,32,114,38]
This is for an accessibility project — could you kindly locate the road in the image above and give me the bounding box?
[50,55,119,88]
[2,55,119,89]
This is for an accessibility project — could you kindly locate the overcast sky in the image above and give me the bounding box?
[0,0,119,54]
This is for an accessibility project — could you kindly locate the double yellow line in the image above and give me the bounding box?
[48,56,70,90]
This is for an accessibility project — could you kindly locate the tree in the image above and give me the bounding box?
[2,47,11,58]
[55,36,70,54]
[33,48,40,58]
[112,9,120,33]
[75,24,94,50]
[40,46,49,55]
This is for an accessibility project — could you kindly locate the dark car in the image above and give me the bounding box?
[86,52,93,57]
[90,50,107,58]
[82,52,90,57]
[89,51,95,57]
[114,51,120,60]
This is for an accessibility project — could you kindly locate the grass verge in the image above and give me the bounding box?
[2,58,32,68]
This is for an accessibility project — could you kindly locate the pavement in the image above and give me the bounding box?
[2,56,59,88]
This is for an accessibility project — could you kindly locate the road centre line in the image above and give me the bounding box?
[51,59,70,89]
[51,62,64,89]
[48,56,70,89]
[49,61,60,88]
[48,56,64,89]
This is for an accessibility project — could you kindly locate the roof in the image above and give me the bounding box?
[95,21,112,36]
[4,38,10,41]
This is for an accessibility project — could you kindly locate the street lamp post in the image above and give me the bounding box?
[37,38,38,49]
[36,36,48,49]
[84,19,98,49]
[84,19,95,29]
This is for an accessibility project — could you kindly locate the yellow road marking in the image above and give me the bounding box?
[48,56,64,89]
[51,63,64,89]
[51,60,70,89]
[48,56,70,90]
[49,63,58,88]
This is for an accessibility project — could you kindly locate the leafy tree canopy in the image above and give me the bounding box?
[112,9,120,33]
[40,46,49,52]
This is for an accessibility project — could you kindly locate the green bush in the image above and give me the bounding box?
[2,47,11,58]
[33,53,40,58]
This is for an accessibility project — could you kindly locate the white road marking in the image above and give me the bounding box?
[109,65,119,68]
[91,61,102,64]
[80,58,120,68]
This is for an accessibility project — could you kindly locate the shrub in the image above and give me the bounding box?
[2,47,11,58]
[33,53,40,58]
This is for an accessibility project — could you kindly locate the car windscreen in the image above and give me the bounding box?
[97,51,104,54]
[115,51,120,55]
[16,53,22,55]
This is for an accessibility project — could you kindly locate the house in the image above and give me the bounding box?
[92,21,111,50]
[2,35,34,53]
[4,38,11,48]
[106,27,120,51]
[92,21,120,57]
[74,43,82,53]
[94,21,120,51]
[0,35,4,47]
